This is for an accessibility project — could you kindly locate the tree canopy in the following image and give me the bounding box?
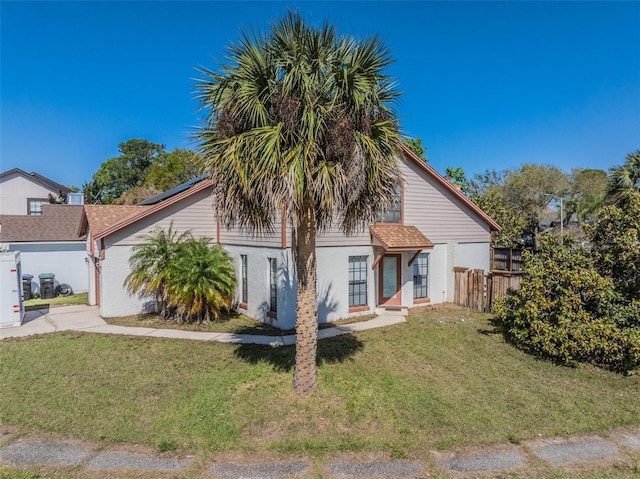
[402,137,428,162]
[468,164,570,246]
[83,139,202,204]
[445,166,466,192]
[607,149,640,203]
[196,11,401,394]
[566,168,607,222]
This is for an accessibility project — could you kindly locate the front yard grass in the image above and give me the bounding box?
[23,293,88,310]
[1,305,638,459]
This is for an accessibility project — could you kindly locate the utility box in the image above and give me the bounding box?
[39,273,55,300]
[1,252,25,328]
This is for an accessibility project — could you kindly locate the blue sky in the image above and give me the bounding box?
[2,1,639,189]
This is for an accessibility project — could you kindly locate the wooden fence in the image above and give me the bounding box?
[491,247,525,273]
[453,267,485,311]
[454,267,523,312]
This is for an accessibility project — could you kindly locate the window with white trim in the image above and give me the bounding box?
[413,253,429,299]
[27,198,48,216]
[240,255,248,305]
[348,256,368,308]
[268,257,277,313]
[375,184,402,223]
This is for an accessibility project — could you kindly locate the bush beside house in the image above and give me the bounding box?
[496,191,640,375]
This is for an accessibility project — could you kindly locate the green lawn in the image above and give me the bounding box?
[23,293,88,310]
[1,305,638,460]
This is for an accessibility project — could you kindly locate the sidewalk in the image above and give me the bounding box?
[0,304,405,344]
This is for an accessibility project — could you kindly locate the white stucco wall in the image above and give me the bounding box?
[225,244,379,329]
[97,238,490,326]
[99,245,155,318]
[316,245,376,323]
[87,254,97,306]
[454,242,491,272]
[3,242,88,293]
[224,245,296,330]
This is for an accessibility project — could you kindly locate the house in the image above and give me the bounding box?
[0,168,73,216]
[0,204,88,293]
[79,205,152,307]
[80,144,500,328]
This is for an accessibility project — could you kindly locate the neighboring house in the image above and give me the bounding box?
[80,145,500,328]
[0,204,88,292]
[0,168,72,216]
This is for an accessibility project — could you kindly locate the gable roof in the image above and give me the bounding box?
[92,178,214,241]
[0,168,72,194]
[398,143,501,231]
[89,143,500,241]
[0,204,85,242]
[79,204,151,238]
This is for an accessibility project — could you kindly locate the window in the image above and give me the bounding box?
[348,256,368,308]
[268,257,277,313]
[413,253,429,300]
[376,184,402,223]
[27,198,48,216]
[240,255,248,306]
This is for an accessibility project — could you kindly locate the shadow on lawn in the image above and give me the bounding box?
[233,334,364,372]
[477,315,503,336]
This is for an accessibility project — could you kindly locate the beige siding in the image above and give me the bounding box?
[0,174,60,215]
[219,213,285,247]
[400,158,491,243]
[316,222,370,247]
[108,188,217,246]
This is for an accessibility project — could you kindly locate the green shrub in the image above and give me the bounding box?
[125,226,237,324]
[495,235,640,374]
[586,191,640,300]
[165,238,236,324]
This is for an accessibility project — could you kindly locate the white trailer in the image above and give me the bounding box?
[0,251,25,328]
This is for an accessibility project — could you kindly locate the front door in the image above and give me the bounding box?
[379,254,402,306]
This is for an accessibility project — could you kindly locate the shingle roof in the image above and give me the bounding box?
[0,204,85,242]
[81,205,151,237]
[369,224,434,251]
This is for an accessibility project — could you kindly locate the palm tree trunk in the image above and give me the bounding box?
[293,200,318,395]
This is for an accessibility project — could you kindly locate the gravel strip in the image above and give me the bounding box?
[440,450,525,472]
[210,460,310,478]
[533,438,619,464]
[87,451,189,470]
[618,434,640,450]
[0,441,91,466]
[325,460,421,477]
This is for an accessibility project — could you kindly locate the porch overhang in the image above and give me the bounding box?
[369,225,434,269]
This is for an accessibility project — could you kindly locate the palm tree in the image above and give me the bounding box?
[124,224,191,318]
[166,239,237,324]
[196,11,401,394]
[608,150,640,203]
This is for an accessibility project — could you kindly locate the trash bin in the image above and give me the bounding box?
[22,274,33,301]
[39,273,55,299]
